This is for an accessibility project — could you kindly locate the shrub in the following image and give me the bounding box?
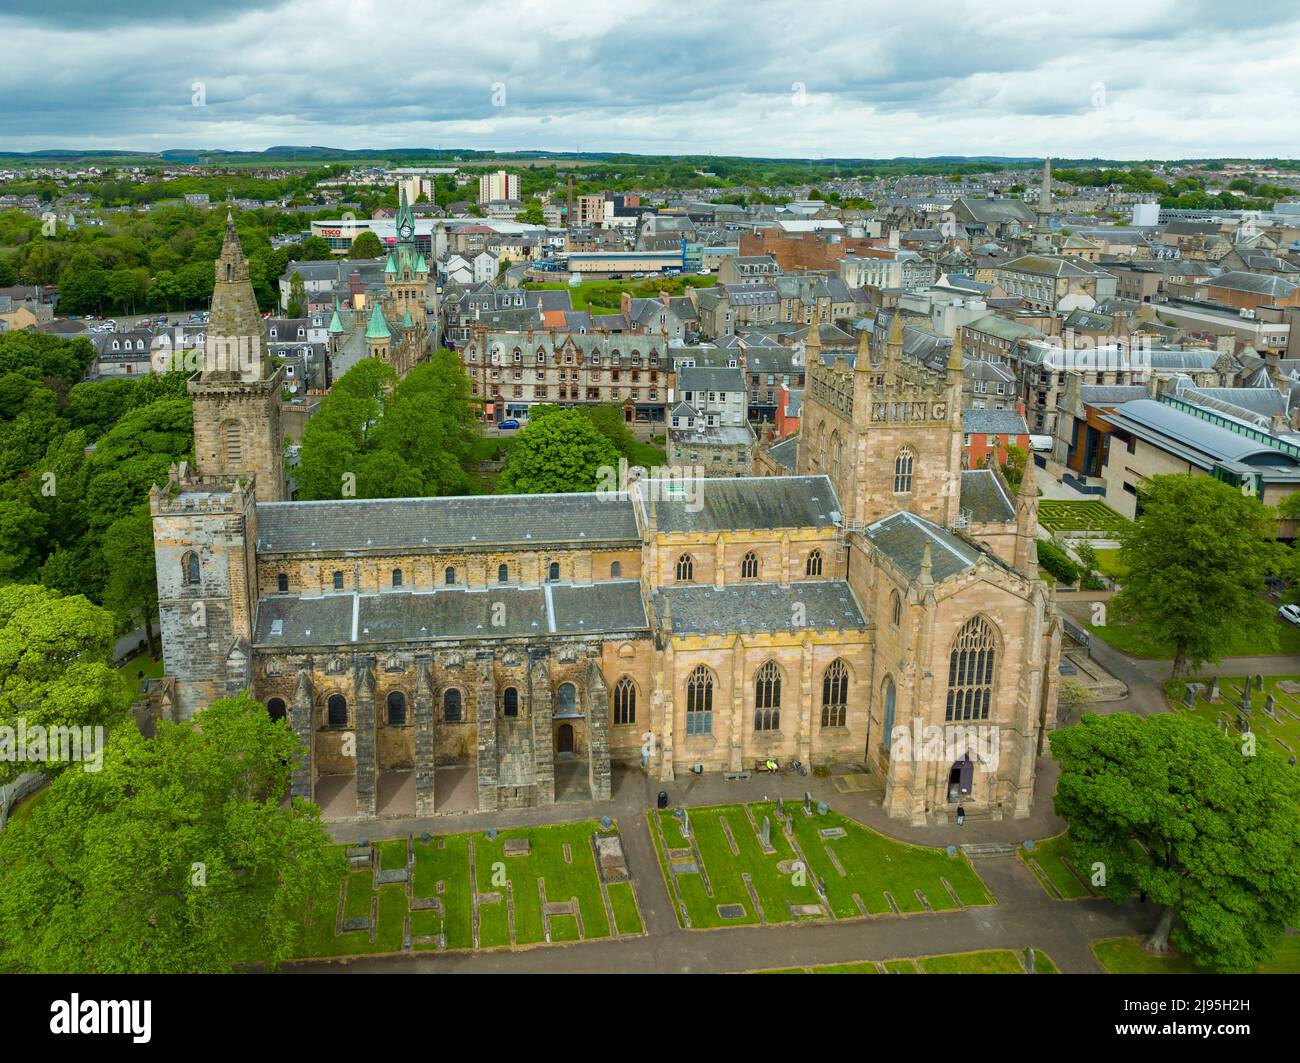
[1037,539,1080,586]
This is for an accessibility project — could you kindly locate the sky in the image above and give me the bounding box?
[2,0,1299,159]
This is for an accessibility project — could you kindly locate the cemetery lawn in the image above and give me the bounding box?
[1167,674,1300,763]
[753,949,1057,974]
[1092,549,1128,579]
[1037,500,1132,534]
[649,801,991,930]
[1087,618,1300,658]
[289,819,641,961]
[1093,935,1300,974]
[1019,833,1096,900]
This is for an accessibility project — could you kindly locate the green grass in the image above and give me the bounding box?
[291,820,638,959]
[811,961,881,974]
[919,949,1027,974]
[1088,616,1300,659]
[117,651,164,696]
[1094,935,1300,973]
[606,881,644,935]
[1037,500,1132,534]
[525,276,715,315]
[1019,833,1095,900]
[626,440,667,469]
[883,959,919,973]
[651,802,991,929]
[1092,548,1129,579]
[1168,674,1300,762]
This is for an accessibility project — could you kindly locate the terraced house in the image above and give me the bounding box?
[149,230,1061,826]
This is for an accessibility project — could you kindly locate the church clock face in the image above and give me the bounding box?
[398,218,414,241]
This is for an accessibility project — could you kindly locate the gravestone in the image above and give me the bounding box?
[777,797,784,818]
[503,838,530,857]
[1208,676,1220,702]
[1242,683,1252,711]
[377,867,409,884]
[1265,692,1276,716]
[819,827,847,839]
[1026,948,1036,974]
[760,816,771,849]
[803,791,813,815]
[681,809,690,838]
[1237,713,1248,732]
[1182,684,1199,707]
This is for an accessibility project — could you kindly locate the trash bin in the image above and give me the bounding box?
[657,790,669,810]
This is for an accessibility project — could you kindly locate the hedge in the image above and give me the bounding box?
[1037,539,1080,586]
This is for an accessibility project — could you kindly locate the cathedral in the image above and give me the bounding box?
[150,220,1061,825]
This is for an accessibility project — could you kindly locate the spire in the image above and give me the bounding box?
[947,326,965,374]
[805,303,822,353]
[885,309,903,383]
[384,253,397,275]
[1013,461,1040,577]
[853,320,872,373]
[1040,155,1053,214]
[919,543,934,587]
[328,307,344,334]
[206,214,267,380]
[402,308,414,329]
[366,301,391,340]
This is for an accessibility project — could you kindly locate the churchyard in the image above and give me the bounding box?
[1169,673,1300,764]
[1093,935,1300,974]
[755,948,1059,974]
[648,799,992,929]
[292,818,644,960]
[1018,833,1097,900]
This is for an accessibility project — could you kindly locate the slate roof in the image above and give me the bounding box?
[652,581,866,636]
[646,475,839,534]
[767,436,799,470]
[959,469,1016,524]
[963,409,1029,435]
[254,580,649,648]
[678,366,745,393]
[866,511,989,582]
[256,493,640,554]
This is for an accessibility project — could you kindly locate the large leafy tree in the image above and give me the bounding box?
[1112,475,1280,677]
[497,408,621,494]
[348,231,383,259]
[0,584,132,787]
[1051,713,1300,972]
[101,507,160,657]
[0,694,341,973]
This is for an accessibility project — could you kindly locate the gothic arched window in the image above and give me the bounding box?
[498,564,509,583]
[676,554,694,582]
[821,659,849,728]
[613,677,636,725]
[741,552,759,580]
[830,431,842,482]
[610,561,622,579]
[266,698,286,723]
[277,572,288,593]
[392,569,403,588]
[326,694,347,727]
[502,686,519,717]
[805,549,823,577]
[333,570,344,591]
[685,665,713,736]
[548,561,560,582]
[444,567,456,586]
[890,590,902,627]
[386,691,407,726]
[556,683,577,714]
[754,661,781,731]
[183,551,200,585]
[946,616,997,722]
[893,447,915,494]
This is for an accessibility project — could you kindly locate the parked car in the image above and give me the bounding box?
[1279,604,1300,627]
[497,418,521,430]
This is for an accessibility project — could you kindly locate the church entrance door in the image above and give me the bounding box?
[556,723,574,755]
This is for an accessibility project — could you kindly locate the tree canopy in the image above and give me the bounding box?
[1111,475,1281,677]
[497,408,621,494]
[0,693,340,972]
[1051,712,1300,971]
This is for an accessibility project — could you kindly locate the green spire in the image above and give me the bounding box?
[384,253,397,274]
[402,308,414,328]
[328,308,344,334]
[365,301,391,340]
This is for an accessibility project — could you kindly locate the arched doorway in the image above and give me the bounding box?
[948,754,974,802]
[556,723,574,755]
[266,697,287,723]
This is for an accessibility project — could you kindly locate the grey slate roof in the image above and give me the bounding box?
[962,409,1029,435]
[678,366,745,393]
[960,469,1016,524]
[866,511,989,582]
[256,493,640,554]
[254,580,649,648]
[767,436,799,471]
[652,581,865,636]
[646,475,840,534]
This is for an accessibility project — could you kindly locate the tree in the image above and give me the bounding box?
[0,693,341,973]
[286,271,306,317]
[102,507,160,657]
[0,584,132,787]
[1055,676,1095,720]
[497,409,621,494]
[1112,475,1281,677]
[514,200,545,226]
[348,231,383,260]
[1051,712,1300,971]
[298,235,333,261]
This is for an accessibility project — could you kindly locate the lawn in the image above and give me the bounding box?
[754,948,1056,974]
[650,802,991,930]
[1037,500,1132,534]
[117,650,164,694]
[1087,615,1300,659]
[1092,548,1129,579]
[289,818,642,961]
[1093,935,1300,974]
[1019,833,1096,900]
[1167,673,1300,762]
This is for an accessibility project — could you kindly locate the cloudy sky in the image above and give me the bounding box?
[2,0,1299,159]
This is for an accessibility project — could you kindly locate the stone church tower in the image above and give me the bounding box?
[799,310,963,528]
[188,212,286,502]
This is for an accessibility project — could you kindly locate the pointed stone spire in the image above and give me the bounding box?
[206,213,267,380]
[805,302,822,356]
[884,309,903,384]
[1013,461,1040,577]
[853,318,872,374]
[947,326,965,378]
[366,301,391,340]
